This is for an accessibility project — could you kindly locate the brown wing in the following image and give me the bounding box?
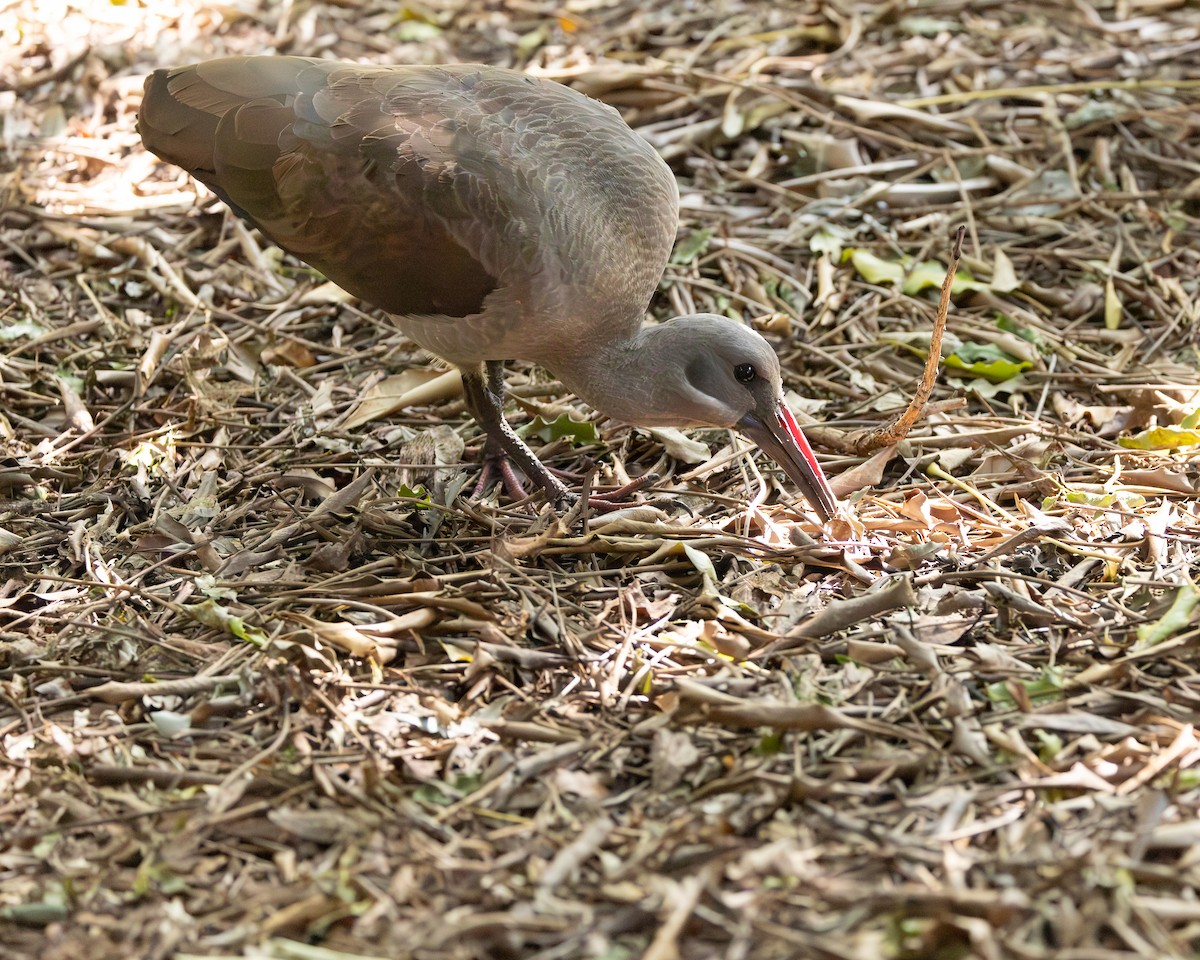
[137,57,499,317]
[138,56,680,350]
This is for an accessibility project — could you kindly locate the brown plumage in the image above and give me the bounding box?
[138,56,837,519]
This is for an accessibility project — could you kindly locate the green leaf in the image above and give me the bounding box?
[392,20,441,41]
[844,249,905,286]
[809,225,847,257]
[0,899,69,926]
[899,15,960,35]
[1054,488,1147,510]
[943,352,1031,383]
[0,319,48,341]
[996,314,1042,345]
[524,413,600,446]
[395,483,431,505]
[903,259,989,295]
[186,599,268,646]
[413,784,455,808]
[1032,729,1064,763]
[901,259,949,293]
[984,666,1065,708]
[57,371,86,394]
[681,542,718,585]
[515,24,548,57]
[1066,99,1124,130]
[454,773,484,794]
[1028,666,1066,699]
[1136,581,1200,649]
[196,573,237,601]
[670,228,712,265]
[950,341,1009,363]
[755,731,785,755]
[1118,426,1200,451]
[842,249,990,295]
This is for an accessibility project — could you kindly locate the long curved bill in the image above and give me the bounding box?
[737,403,838,522]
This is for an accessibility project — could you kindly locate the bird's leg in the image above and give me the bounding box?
[461,362,655,509]
[484,357,506,399]
[468,361,530,501]
[462,362,573,504]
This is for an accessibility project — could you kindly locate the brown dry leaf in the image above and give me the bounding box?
[650,729,700,792]
[282,610,437,662]
[343,368,462,429]
[829,443,896,496]
[260,339,317,368]
[1120,468,1200,496]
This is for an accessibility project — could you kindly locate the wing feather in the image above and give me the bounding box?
[138,57,678,349]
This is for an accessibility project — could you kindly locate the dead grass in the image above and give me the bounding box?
[2,1,1199,958]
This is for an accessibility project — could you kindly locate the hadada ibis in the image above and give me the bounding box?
[137,56,838,521]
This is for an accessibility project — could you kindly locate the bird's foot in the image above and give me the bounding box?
[471,448,533,503]
[463,368,658,514]
[471,441,656,513]
[567,471,659,513]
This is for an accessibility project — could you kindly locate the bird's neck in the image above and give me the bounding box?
[551,322,687,429]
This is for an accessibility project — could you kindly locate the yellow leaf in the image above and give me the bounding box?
[990,249,1019,292]
[1118,426,1200,451]
[1104,276,1122,329]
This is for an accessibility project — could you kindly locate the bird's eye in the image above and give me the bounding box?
[734,363,757,384]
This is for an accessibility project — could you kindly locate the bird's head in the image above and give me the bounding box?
[588,315,839,521]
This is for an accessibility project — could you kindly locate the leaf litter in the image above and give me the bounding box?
[1,2,1199,958]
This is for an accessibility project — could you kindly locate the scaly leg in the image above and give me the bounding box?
[460,361,655,508]
[461,361,572,505]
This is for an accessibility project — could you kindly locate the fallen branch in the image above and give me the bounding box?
[844,225,965,454]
